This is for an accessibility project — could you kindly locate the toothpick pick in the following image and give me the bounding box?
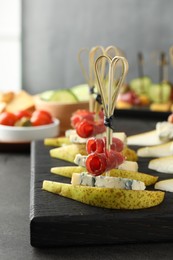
[95,54,129,151]
[169,46,173,67]
[78,46,104,112]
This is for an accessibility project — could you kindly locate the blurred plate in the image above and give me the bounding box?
[0,118,60,142]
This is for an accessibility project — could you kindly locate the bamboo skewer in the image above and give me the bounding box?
[95,55,128,151]
[105,45,126,59]
[159,52,168,83]
[169,46,173,68]
[78,46,104,112]
[138,52,144,78]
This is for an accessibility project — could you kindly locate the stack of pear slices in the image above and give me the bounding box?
[42,125,169,207]
[42,165,163,210]
[43,128,164,209]
[127,115,173,193]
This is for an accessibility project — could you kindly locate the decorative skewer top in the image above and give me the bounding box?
[78,46,105,112]
[95,55,128,128]
[95,54,129,150]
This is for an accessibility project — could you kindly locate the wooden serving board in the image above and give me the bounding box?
[30,118,173,247]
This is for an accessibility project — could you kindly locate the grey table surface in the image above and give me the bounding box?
[1,117,173,260]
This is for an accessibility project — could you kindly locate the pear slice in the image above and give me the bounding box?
[137,141,173,157]
[149,156,173,173]
[155,179,173,192]
[42,181,164,209]
[122,147,138,161]
[109,169,158,186]
[51,166,158,186]
[51,166,86,178]
[50,144,87,163]
[44,137,71,147]
[127,130,164,146]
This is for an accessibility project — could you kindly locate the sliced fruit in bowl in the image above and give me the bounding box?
[0,118,59,142]
[39,84,89,103]
[0,109,59,142]
[39,89,78,103]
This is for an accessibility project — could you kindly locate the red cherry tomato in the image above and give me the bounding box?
[30,110,53,126]
[0,112,17,126]
[15,110,32,120]
[86,153,107,176]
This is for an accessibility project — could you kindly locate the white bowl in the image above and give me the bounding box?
[0,118,60,142]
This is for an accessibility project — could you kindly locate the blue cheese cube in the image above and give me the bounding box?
[71,173,146,190]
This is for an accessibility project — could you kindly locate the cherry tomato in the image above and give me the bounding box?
[86,153,107,176]
[0,112,17,126]
[15,110,32,120]
[30,110,53,126]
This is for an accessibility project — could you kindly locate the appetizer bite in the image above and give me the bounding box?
[127,111,173,146]
[117,51,173,112]
[42,49,164,209]
[129,112,173,183]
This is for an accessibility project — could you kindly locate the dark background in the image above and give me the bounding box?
[22,0,173,94]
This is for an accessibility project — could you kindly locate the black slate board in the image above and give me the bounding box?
[116,108,170,120]
[30,118,173,247]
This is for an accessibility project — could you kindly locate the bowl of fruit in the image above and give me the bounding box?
[34,84,89,134]
[0,109,59,142]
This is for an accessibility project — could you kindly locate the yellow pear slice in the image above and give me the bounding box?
[51,166,86,178]
[122,147,138,161]
[127,130,164,146]
[51,166,157,186]
[42,181,165,209]
[155,179,173,192]
[44,137,71,147]
[149,156,173,173]
[50,144,87,163]
[137,141,173,157]
[109,169,158,186]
